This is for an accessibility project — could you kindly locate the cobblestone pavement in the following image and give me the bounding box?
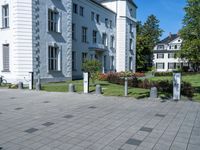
[0,89,200,150]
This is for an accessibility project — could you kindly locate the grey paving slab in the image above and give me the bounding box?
[0,89,200,150]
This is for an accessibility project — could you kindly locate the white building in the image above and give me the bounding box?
[0,0,137,84]
[153,33,188,72]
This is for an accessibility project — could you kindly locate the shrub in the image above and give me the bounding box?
[134,72,145,77]
[154,72,173,76]
[99,73,108,81]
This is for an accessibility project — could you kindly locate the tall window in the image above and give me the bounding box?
[82,53,87,63]
[72,23,76,40]
[105,18,108,27]
[110,20,112,28]
[2,44,9,71]
[91,12,95,21]
[73,3,78,14]
[82,27,87,43]
[48,46,59,71]
[110,56,114,70]
[93,30,97,44]
[129,39,133,50]
[48,9,59,32]
[96,14,100,23]
[110,36,114,48]
[72,52,76,71]
[102,33,107,46]
[2,5,9,28]
[79,6,84,16]
[129,57,133,71]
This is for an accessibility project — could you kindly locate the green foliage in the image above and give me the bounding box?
[136,15,163,70]
[82,59,101,84]
[178,0,200,71]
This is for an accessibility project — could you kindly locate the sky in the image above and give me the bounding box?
[135,0,187,39]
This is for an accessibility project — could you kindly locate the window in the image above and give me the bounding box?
[91,12,95,21]
[73,3,78,14]
[96,14,100,23]
[102,33,107,46]
[157,53,164,59]
[82,53,87,63]
[2,5,9,28]
[174,45,178,49]
[72,52,76,71]
[129,57,133,71]
[110,20,112,28]
[110,56,114,70]
[48,46,59,71]
[130,24,133,33]
[110,36,114,48]
[129,39,133,50]
[168,53,175,58]
[104,55,107,71]
[2,44,9,71]
[79,6,84,16]
[72,23,76,40]
[168,63,176,69]
[105,18,108,27]
[82,27,87,43]
[156,63,165,69]
[48,9,59,32]
[93,30,97,44]
[157,45,164,50]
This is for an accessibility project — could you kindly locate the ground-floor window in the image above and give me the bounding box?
[110,56,114,70]
[129,57,133,71]
[156,63,165,69]
[168,63,176,69]
[72,51,76,71]
[82,52,87,63]
[2,44,10,72]
[104,55,107,71]
[48,46,59,71]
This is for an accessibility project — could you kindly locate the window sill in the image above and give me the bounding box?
[47,31,62,34]
[1,70,10,73]
[0,27,10,30]
[48,70,62,74]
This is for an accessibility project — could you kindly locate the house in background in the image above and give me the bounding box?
[0,0,137,84]
[153,33,188,72]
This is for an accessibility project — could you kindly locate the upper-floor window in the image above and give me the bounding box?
[82,27,87,43]
[93,30,97,44]
[73,3,78,14]
[102,33,107,46]
[91,12,95,21]
[110,20,112,28]
[157,45,164,50]
[48,9,59,32]
[72,51,76,71]
[2,5,9,28]
[157,53,164,59]
[105,18,109,27]
[129,39,133,50]
[96,14,100,24]
[79,6,84,16]
[72,23,76,40]
[110,36,114,48]
[174,45,178,49]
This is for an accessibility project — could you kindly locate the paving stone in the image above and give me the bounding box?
[24,128,39,133]
[125,138,142,146]
[42,122,55,127]
[43,101,50,103]
[88,106,97,109]
[140,127,153,133]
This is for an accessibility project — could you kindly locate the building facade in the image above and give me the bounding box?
[153,34,188,72]
[0,0,137,84]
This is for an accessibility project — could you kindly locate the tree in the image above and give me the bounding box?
[136,15,163,71]
[82,59,101,84]
[178,0,200,71]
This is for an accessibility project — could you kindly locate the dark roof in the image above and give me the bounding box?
[158,34,179,44]
[94,0,138,8]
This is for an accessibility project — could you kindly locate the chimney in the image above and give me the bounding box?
[169,32,172,38]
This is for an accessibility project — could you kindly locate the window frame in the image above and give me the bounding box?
[48,9,59,32]
[2,4,9,28]
[82,27,87,43]
[48,46,59,71]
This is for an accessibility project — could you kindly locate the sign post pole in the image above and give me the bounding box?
[173,72,181,101]
[83,72,89,94]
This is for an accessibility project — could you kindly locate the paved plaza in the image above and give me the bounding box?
[0,89,200,150]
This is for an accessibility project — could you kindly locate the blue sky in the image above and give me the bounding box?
[135,0,186,39]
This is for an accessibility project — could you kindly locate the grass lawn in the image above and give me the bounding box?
[149,73,200,102]
[42,80,150,99]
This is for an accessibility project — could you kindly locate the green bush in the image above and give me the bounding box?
[154,72,173,76]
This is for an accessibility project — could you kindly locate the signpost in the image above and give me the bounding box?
[29,72,33,90]
[83,72,89,94]
[173,72,181,101]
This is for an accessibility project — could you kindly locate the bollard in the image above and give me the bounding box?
[18,82,23,89]
[68,84,75,92]
[150,87,158,99]
[36,77,41,91]
[96,84,102,95]
[124,77,128,97]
